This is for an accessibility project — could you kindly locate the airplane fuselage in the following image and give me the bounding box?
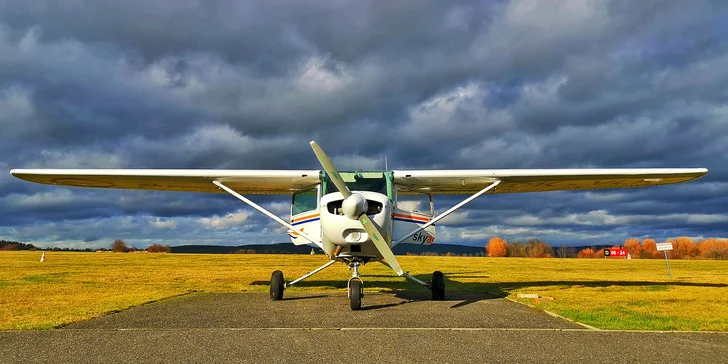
[288,170,436,262]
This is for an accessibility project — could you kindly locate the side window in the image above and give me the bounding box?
[292,188,318,215]
[396,189,433,216]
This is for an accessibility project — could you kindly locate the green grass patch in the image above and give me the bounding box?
[646,285,669,291]
[23,272,70,284]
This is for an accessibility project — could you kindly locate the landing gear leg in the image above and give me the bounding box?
[270,260,337,301]
[381,262,446,301]
[348,261,363,310]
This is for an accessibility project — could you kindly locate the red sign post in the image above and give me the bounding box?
[604,248,627,257]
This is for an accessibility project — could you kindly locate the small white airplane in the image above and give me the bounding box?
[11,141,707,310]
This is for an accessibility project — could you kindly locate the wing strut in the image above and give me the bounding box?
[213,180,321,247]
[393,180,501,246]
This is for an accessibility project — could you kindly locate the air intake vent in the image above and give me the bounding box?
[327,200,383,215]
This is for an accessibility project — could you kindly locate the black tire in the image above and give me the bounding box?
[270,270,284,300]
[431,271,445,300]
[349,279,362,310]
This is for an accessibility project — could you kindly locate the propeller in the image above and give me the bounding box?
[310,141,403,276]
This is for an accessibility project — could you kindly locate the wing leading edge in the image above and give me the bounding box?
[10,169,322,195]
[11,167,708,195]
[392,168,708,194]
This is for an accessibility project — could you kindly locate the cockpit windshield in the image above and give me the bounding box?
[323,171,388,196]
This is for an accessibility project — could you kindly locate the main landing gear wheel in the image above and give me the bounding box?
[270,270,285,300]
[431,271,445,300]
[349,279,363,310]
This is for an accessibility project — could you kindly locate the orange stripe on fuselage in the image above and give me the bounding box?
[289,213,319,237]
[393,213,430,223]
[291,213,320,224]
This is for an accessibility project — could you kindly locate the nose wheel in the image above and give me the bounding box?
[349,278,363,310]
[348,261,364,310]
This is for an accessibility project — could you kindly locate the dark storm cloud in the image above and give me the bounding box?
[0,0,726,247]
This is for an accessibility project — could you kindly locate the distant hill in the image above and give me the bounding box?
[171,242,487,255]
[172,244,317,254]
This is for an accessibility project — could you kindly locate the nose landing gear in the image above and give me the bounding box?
[348,261,364,310]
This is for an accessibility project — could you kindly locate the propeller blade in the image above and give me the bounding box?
[359,214,403,276]
[310,141,351,199]
[310,140,403,276]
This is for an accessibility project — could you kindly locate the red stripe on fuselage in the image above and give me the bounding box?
[393,213,430,223]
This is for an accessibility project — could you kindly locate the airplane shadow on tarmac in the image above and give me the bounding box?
[252,273,728,310]
[253,272,507,310]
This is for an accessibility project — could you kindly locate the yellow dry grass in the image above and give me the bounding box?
[1,251,726,331]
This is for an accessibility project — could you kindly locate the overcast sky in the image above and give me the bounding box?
[1,1,727,249]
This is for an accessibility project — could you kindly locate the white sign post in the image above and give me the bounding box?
[656,242,674,280]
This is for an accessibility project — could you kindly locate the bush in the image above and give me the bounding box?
[111,239,129,253]
[555,246,576,258]
[506,242,527,257]
[146,244,172,253]
[233,249,257,254]
[623,238,642,259]
[526,239,553,258]
[578,248,595,258]
[486,237,507,257]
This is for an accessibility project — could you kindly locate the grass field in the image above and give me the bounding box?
[1,251,727,331]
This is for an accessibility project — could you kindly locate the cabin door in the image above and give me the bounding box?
[288,187,321,245]
[392,188,436,245]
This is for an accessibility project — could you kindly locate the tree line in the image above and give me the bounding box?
[4,237,727,259]
[0,240,39,251]
[109,239,171,253]
[485,236,728,259]
[577,237,728,260]
[485,237,556,258]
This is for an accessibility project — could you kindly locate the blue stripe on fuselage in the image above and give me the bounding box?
[393,217,435,225]
[292,217,320,226]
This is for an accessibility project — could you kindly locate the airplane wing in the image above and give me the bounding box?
[392,168,708,194]
[10,169,322,194]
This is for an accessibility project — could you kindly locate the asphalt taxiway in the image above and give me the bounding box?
[1,292,727,363]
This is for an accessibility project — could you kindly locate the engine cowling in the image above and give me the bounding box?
[319,191,392,248]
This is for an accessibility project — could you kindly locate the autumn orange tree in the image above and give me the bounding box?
[699,239,728,259]
[668,237,698,259]
[623,238,642,258]
[577,248,595,258]
[641,238,658,258]
[486,237,507,257]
